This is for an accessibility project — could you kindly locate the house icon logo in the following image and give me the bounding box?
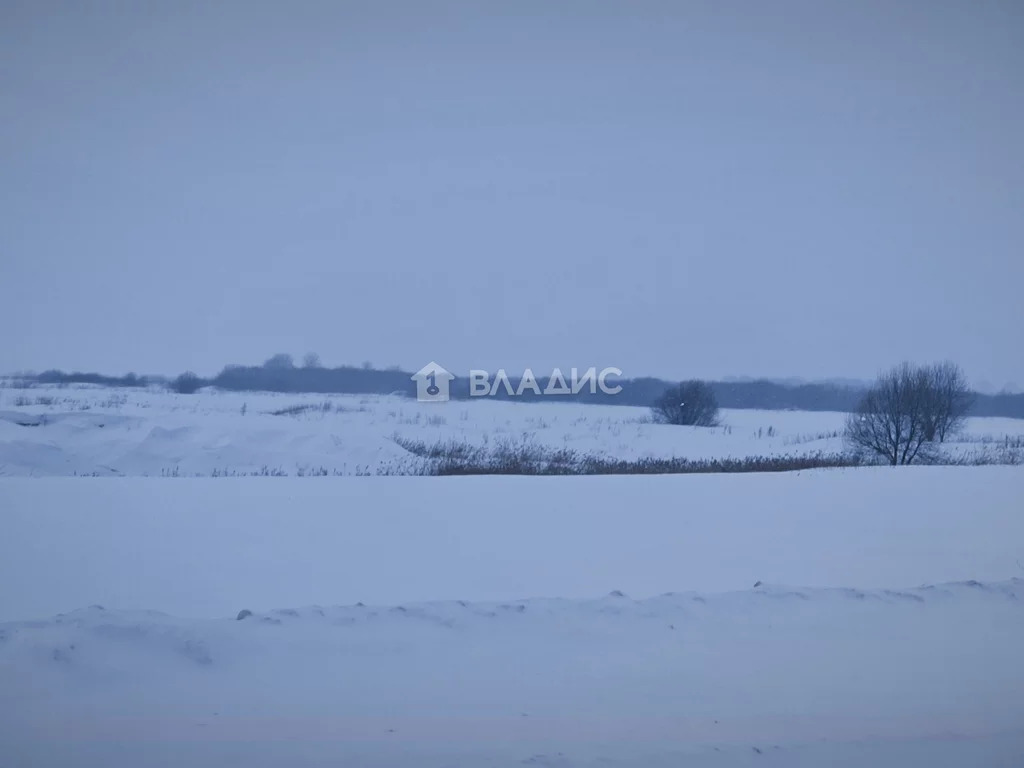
[412,362,455,402]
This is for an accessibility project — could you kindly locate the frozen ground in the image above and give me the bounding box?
[2,468,1024,765]
[2,468,1023,618]
[1,384,1022,476]
[1,386,1023,766]
[2,579,1023,768]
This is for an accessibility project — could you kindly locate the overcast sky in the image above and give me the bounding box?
[2,1,1022,388]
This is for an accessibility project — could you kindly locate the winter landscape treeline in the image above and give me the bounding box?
[11,356,1024,419]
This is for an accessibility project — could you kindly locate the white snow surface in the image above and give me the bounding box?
[2,468,1024,765]
[1,579,1022,767]
[2,386,1023,766]
[1,385,1022,476]
[2,468,1023,618]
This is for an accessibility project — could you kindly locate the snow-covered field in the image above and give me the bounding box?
[1,384,1022,476]
[2,385,1023,766]
[3,469,1023,618]
[3,467,1024,766]
[3,578,1023,768]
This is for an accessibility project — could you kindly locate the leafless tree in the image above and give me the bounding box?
[302,352,322,369]
[652,380,720,427]
[845,363,939,465]
[922,361,973,442]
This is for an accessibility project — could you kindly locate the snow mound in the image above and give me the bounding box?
[2,580,1022,767]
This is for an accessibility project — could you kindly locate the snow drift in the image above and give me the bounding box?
[2,579,1022,767]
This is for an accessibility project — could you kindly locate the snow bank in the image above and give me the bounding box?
[1,579,1022,767]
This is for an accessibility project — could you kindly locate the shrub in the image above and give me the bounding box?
[171,371,203,394]
[652,380,720,427]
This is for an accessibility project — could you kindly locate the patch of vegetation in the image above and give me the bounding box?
[268,402,333,417]
[392,436,864,476]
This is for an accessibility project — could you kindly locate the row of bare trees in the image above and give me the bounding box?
[845,361,973,465]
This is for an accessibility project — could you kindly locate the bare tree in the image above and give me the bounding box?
[302,352,322,369]
[845,362,937,465]
[652,380,720,427]
[922,361,973,442]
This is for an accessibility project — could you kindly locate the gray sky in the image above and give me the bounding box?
[2,1,1022,388]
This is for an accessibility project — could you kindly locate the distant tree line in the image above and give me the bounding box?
[201,355,411,396]
[34,370,153,388]
[11,356,1024,420]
